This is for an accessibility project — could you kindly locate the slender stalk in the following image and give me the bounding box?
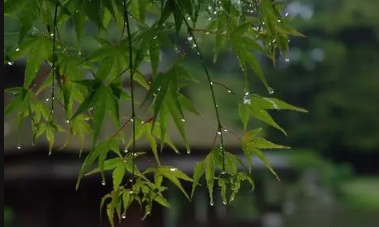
[123,0,137,182]
[175,2,226,170]
[48,1,59,121]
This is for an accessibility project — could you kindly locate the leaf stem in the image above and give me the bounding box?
[123,0,137,182]
[175,1,226,171]
[48,1,59,122]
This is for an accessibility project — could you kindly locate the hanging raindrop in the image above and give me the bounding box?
[227,90,232,93]
[187,150,191,154]
[65,120,70,124]
[210,201,214,206]
[122,214,126,219]
[217,131,222,135]
[17,144,21,150]
[223,129,228,132]
[223,200,227,205]
[181,118,186,122]
[285,57,290,62]
[170,168,177,172]
[7,62,13,66]
[124,148,128,153]
[268,87,275,95]
[187,36,193,42]
[15,48,20,52]
[101,181,106,186]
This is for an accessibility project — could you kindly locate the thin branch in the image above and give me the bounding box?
[123,0,137,182]
[212,81,235,95]
[111,118,132,139]
[175,1,226,171]
[48,1,59,122]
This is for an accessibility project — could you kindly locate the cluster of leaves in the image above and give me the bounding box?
[4,0,306,225]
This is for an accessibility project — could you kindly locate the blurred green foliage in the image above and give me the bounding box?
[264,0,379,154]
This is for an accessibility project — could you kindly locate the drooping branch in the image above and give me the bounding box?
[122,0,137,182]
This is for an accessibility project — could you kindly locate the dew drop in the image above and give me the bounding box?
[7,62,13,66]
[15,48,20,52]
[243,97,251,105]
[277,19,281,23]
[141,121,145,124]
[227,90,232,93]
[153,36,157,40]
[130,118,134,122]
[17,144,21,150]
[285,12,289,17]
[78,50,82,56]
[187,36,193,42]
[45,98,49,102]
[122,214,126,219]
[181,118,186,122]
[207,6,212,10]
[285,57,290,63]
[50,33,54,37]
[101,181,106,186]
[124,148,128,153]
[210,201,214,206]
[129,179,133,183]
[170,167,177,172]
[217,131,221,135]
[192,43,197,48]
[65,120,70,124]
[129,190,134,194]
[268,87,275,95]
[210,81,213,85]
[223,129,228,132]
[223,200,227,205]
[187,16,191,20]
[187,150,191,154]
[206,32,210,35]
[208,17,212,21]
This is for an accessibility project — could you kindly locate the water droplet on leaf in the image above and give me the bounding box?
[181,118,186,122]
[170,168,177,172]
[285,57,290,63]
[124,148,128,153]
[268,87,275,94]
[101,181,106,186]
[187,36,193,42]
[223,200,227,205]
[17,144,21,149]
[122,214,126,219]
[227,90,232,93]
[210,201,214,206]
[15,48,20,52]
[217,131,221,135]
[187,150,191,154]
